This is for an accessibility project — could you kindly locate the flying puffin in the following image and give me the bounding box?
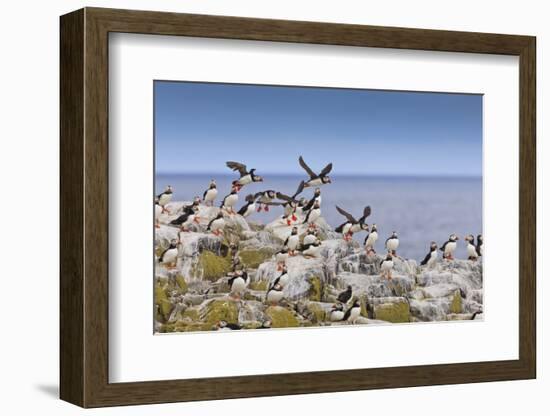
[156,185,173,213]
[343,299,361,324]
[298,156,333,187]
[303,201,321,228]
[254,190,277,212]
[284,226,300,256]
[270,265,290,289]
[465,234,478,261]
[216,320,242,331]
[158,238,179,269]
[206,212,225,236]
[440,234,459,260]
[337,285,352,304]
[303,187,322,212]
[385,231,399,256]
[329,304,345,322]
[226,161,263,191]
[275,248,289,271]
[220,188,239,214]
[420,241,438,267]
[266,283,284,306]
[202,179,218,206]
[300,240,321,258]
[237,194,257,218]
[276,181,305,225]
[303,229,319,246]
[335,205,371,241]
[154,197,163,228]
[228,270,248,300]
[476,234,483,257]
[380,253,394,280]
[364,224,378,252]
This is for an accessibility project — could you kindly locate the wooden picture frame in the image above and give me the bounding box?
[60,7,536,408]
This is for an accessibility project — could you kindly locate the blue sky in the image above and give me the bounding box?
[154,81,482,177]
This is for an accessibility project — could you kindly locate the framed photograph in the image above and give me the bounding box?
[60,7,536,407]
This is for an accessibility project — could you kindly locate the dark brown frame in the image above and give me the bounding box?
[60,7,536,408]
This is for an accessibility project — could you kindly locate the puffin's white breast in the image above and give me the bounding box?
[205,188,218,201]
[231,277,246,294]
[159,193,172,206]
[330,310,344,321]
[286,235,299,249]
[162,248,178,264]
[445,241,457,254]
[267,289,284,303]
[387,239,399,251]
[224,194,238,207]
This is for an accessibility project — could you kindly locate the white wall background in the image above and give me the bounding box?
[0,1,545,414]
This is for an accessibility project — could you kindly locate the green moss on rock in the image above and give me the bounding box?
[182,307,200,321]
[308,276,322,302]
[239,249,273,268]
[198,251,232,281]
[374,301,410,323]
[203,299,239,325]
[450,291,462,314]
[249,280,269,291]
[266,306,299,328]
[155,284,172,320]
[175,275,188,293]
[306,302,326,323]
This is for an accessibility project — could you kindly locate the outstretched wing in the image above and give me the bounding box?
[226,161,248,177]
[358,206,372,223]
[292,180,306,198]
[336,205,357,223]
[298,156,317,179]
[276,192,293,202]
[245,193,255,202]
[319,162,333,177]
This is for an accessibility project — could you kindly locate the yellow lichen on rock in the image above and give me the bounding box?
[308,276,322,302]
[155,284,172,320]
[203,299,239,325]
[265,306,299,328]
[239,249,273,269]
[175,275,188,293]
[248,280,269,291]
[197,251,232,281]
[374,301,410,323]
[450,290,462,314]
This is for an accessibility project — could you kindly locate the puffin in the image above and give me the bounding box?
[294,197,309,219]
[228,270,248,300]
[303,201,321,228]
[202,179,218,206]
[170,204,200,229]
[158,238,179,269]
[385,231,399,256]
[329,304,345,322]
[276,181,305,225]
[300,240,321,258]
[216,320,242,331]
[237,194,257,218]
[465,234,478,261]
[420,241,438,267]
[343,299,361,324]
[206,212,225,236]
[226,161,263,191]
[440,234,459,260]
[298,156,333,187]
[476,234,483,257]
[220,188,239,214]
[380,253,394,280]
[303,229,319,246]
[337,285,353,304]
[154,197,163,228]
[254,190,277,212]
[180,196,201,214]
[335,205,371,241]
[303,187,322,212]
[275,248,289,271]
[271,265,290,289]
[156,185,173,213]
[364,224,378,252]
[266,283,284,306]
[284,226,300,256]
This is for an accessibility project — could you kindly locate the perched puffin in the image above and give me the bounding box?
[380,253,394,280]
[420,241,438,267]
[329,304,345,322]
[202,179,218,206]
[237,194,257,218]
[303,229,319,246]
[465,234,478,261]
[303,201,321,228]
[216,320,242,331]
[337,285,353,304]
[275,248,289,271]
[300,240,321,258]
[156,185,173,213]
[220,188,239,214]
[158,238,179,269]
[385,231,399,256]
[206,212,225,236]
[154,197,163,228]
[228,270,248,300]
[298,156,333,187]
[303,187,322,212]
[440,234,459,260]
[180,196,201,214]
[335,205,371,241]
[226,161,263,191]
[271,265,290,288]
[343,299,361,324]
[170,204,199,229]
[266,283,284,306]
[364,224,378,252]
[254,190,277,212]
[276,181,305,225]
[283,227,300,256]
[476,234,483,257]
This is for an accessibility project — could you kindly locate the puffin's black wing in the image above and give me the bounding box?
[358,206,372,223]
[226,161,248,177]
[440,241,449,252]
[237,202,250,216]
[245,193,255,202]
[380,259,386,267]
[336,205,356,223]
[337,288,351,303]
[476,242,482,256]
[226,323,242,330]
[363,233,370,245]
[334,222,347,233]
[158,247,171,263]
[298,156,317,179]
[292,180,306,198]
[276,192,293,202]
[303,209,312,223]
[303,197,317,212]
[343,306,352,321]
[202,188,208,199]
[420,252,432,266]
[206,216,217,230]
[319,162,333,177]
[170,212,190,225]
[385,236,394,246]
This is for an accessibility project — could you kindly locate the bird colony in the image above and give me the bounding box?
[155,157,483,333]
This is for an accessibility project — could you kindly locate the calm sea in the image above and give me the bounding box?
[156,174,482,262]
